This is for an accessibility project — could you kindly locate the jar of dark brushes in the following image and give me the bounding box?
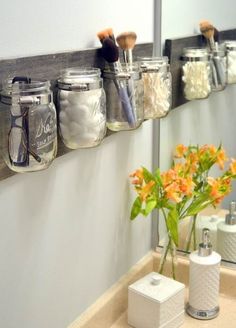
[103,63,144,131]
[138,56,172,119]
[0,77,57,172]
[181,48,212,100]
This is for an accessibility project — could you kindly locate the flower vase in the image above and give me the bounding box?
[158,235,177,280]
[185,214,198,252]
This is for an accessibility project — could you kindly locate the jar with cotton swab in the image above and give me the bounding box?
[138,56,172,119]
[57,68,106,149]
[181,47,212,100]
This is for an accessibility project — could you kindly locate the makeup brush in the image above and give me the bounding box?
[97,29,110,44]
[116,32,137,65]
[97,33,136,127]
[199,20,215,50]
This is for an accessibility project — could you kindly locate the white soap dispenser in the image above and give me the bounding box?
[217,200,236,262]
[186,228,221,320]
[196,214,224,250]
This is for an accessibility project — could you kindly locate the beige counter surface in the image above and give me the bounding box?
[69,252,236,328]
[111,294,236,328]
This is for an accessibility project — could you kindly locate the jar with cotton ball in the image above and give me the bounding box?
[57,68,106,149]
[224,41,236,84]
[181,47,212,100]
[138,56,172,119]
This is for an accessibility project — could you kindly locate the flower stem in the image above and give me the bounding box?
[169,239,176,280]
[159,238,171,274]
[159,208,177,279]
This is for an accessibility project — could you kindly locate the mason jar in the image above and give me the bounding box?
[103,63,144,131]
[181,48,212,100]
[0,77,57,173]
[224,41,236,84]
[57,68,106,149]
[211,49,227,91]
[138,56,172,119]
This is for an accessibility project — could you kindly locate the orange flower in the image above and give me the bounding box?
[139,181,155,201]
[216,149,228,170]
[161,169,177,188]
[207,176,232,205]
[130,168,144,186]
[165,182,182,203]
[185,152,199,174]
[199,144,217,157]
[229,158,236,175]
[179,176,195,196]
[175,144,187,158]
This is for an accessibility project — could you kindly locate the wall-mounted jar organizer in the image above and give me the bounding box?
[164,28,236,109]
[0,43,153,181]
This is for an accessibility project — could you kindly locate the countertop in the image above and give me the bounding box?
[111,293,236,327]
[68,252,236,328]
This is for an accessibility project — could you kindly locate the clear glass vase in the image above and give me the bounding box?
[158,234,177,280]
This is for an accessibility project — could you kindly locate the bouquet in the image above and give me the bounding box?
[130,144,236,278]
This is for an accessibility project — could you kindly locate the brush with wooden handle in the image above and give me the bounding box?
[199,20,216,50]
[116,32,137,66]
[97,29,136,127]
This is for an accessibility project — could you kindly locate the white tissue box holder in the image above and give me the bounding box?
[128,272,185,328]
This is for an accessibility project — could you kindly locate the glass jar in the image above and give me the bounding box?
[224,41,236,84]
[181,48,212,100]
[138,56,172,119]
[0,77,57,173]
[103,63,144,131]
[211,49,227,91]
[57,68,106,149]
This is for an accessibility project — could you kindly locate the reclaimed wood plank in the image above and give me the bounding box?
[0,43,153,181]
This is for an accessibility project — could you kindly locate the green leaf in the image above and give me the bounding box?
[143,198,157,216]
[130,197,142,220]
[142,167,155,183]
[154,168,163,186]
[166,207,179,247]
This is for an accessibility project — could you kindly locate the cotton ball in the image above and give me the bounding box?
[60,123,70,140]
[59,110,70,125]
[59,90,68,100]
[59,99,69,108]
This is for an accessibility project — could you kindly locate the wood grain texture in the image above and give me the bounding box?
[0,43,153,181]
[164,29,236,109]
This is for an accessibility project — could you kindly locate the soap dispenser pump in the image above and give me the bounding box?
[186,228,221,320]
[217,200,236,262]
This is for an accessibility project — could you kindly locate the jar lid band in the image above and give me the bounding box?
[181,55,211,62]
[102,71,141,80]
[0,93,52,106]
[57,80,102,91]
[140,64,169,73]
[226,46,236,51]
